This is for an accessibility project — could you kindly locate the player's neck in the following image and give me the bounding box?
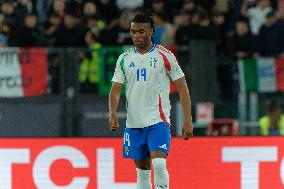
[136,41,153,55]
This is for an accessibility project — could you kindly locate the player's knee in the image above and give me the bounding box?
[152,158,168,175]
[135,160,151,170]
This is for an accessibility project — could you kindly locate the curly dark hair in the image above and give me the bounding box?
[132,13,155,34]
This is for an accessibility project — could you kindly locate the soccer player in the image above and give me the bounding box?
[108,13,193,189]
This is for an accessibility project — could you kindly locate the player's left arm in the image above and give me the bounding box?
[162,50,193,139]
[173,77,193,140]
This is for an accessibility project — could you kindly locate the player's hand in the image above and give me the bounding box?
[182,121,193,140]
[109,115,120,131]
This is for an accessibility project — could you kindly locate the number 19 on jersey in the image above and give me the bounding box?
[124,133,130,146]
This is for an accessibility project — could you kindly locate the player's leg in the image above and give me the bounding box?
[134,158,152,189]
[148,122,171,189]
[123,127,152,189]
[151,152,169,189]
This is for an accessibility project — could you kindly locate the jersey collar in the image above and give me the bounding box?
[134,43,157,54]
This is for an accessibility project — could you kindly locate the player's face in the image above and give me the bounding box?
[130,22,153,48]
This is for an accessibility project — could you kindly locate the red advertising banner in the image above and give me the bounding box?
[0,137,283,189]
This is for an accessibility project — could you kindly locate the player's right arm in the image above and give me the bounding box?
[108,82,123,131]
[108,53,126,131]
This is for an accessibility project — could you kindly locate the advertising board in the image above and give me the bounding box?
[0,137,283,189]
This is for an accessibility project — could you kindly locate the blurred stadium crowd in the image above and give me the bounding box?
[0,0,283,58]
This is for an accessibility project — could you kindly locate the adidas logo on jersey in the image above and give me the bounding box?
[129,62,135,67]
[158,144,167,150]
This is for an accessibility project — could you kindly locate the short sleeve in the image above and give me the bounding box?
[160,51,185,81]
[111,54,126,84]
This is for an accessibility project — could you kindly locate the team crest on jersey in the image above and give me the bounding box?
[129,62,135,68]
[150,57,157,68]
